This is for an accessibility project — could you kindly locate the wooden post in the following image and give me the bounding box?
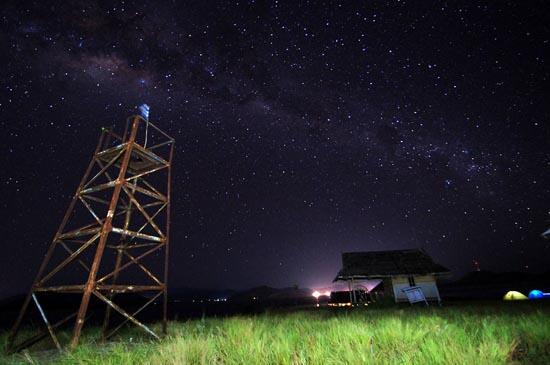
[348,280,353,305]
[383,277,394,301]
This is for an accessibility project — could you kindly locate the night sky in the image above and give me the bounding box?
[1,1,549,299]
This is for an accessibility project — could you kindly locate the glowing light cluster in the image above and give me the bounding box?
[312,290,331,298]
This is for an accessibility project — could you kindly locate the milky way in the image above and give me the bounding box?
[1,1,549,297]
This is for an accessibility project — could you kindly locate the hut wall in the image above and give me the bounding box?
[391,275,441,303]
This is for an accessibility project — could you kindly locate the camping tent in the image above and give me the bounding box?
[503,291,528,301]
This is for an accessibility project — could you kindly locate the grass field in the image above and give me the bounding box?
[1,302,549,364]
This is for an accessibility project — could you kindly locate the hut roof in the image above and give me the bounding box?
[334,249,450,281]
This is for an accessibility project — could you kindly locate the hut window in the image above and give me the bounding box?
[407,276,416,286]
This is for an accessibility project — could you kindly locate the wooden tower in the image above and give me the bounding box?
[7,113,174,352]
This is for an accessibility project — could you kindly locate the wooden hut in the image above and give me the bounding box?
[334,249,450,304]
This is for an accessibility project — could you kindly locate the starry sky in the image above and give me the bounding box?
[1,1,549,299]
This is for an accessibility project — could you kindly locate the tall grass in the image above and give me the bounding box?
[1,302,549,364]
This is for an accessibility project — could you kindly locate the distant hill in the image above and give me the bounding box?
[169,287,235,301]
[445,271,550,287]
[229,285,279,302]
[439,271,550,300]
[229,286,313,304]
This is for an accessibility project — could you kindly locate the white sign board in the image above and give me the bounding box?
[402,286,429,306]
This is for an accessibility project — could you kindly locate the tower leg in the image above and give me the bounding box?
[101,183,136,339]
[70,117,139,349]
[162,144,174,334]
